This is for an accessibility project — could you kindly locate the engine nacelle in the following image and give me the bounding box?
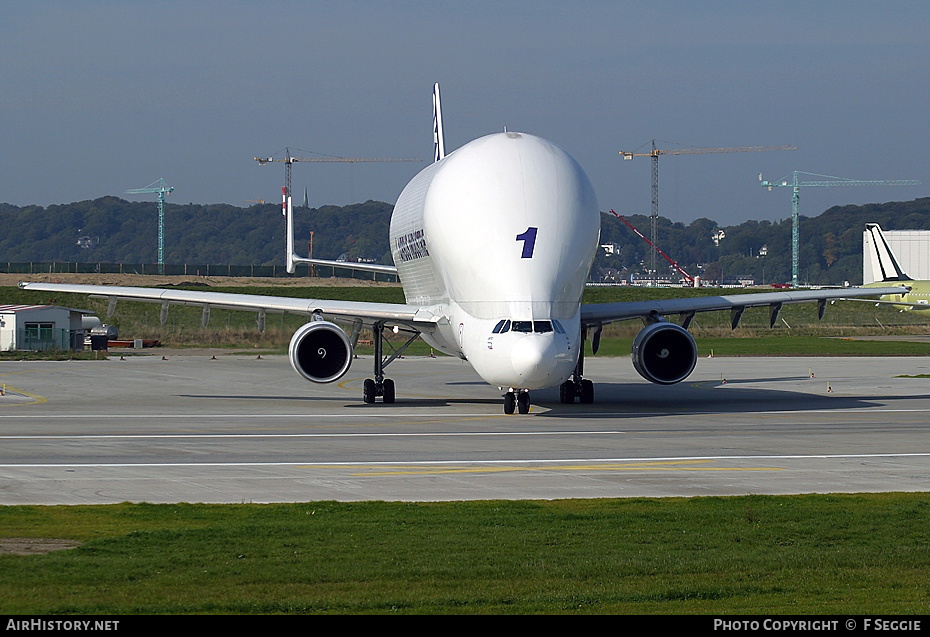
[288,321,353,383]
[631,321,698,385]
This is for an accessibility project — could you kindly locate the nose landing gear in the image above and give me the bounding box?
[503,389,531,414]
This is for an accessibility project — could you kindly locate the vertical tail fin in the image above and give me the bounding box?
[865,223,911,282]
[433,83,445,162]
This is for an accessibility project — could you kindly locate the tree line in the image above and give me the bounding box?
[597,198,930,285]
[0,198,392,267]
[1,196,928,285]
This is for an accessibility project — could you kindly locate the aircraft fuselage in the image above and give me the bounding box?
[390,131,600,389]
[866,282,930,311]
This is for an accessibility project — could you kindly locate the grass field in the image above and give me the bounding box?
[2,494,930,614]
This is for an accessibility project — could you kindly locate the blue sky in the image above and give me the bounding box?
[2,1,927,226]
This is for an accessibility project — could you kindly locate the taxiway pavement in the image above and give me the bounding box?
[1,352,929,504]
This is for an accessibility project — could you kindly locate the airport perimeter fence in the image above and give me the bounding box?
[1,261,399,282]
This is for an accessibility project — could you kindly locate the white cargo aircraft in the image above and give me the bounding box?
[21,85,909,414]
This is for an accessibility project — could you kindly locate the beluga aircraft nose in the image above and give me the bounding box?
[510,332,570,388]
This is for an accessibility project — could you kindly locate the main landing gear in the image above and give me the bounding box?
[559,377,594,404]
[559,325,595,405]
[362,322,419,405]
[363,377,394,404]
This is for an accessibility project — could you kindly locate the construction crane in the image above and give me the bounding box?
[619,141,796,285]
[760,171,921,288]
[610,209,695,286]
[125,178,173,275]
[254,147,421,215]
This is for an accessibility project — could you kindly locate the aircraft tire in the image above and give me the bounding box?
[383,378,395,404]
[579,379,594,404]
[363,378,376,404]
[517,391,530,414]
[503,392,516,415]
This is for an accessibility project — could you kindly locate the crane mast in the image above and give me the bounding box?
[125,178,174,275]
[761,171,920,287]
[620,141,795,285]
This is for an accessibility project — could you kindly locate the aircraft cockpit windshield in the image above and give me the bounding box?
[491,319,565,334]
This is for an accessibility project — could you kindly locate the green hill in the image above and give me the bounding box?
[0,198,392,266]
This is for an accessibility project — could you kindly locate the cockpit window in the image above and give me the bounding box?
[492,320,511,334]
[533,321,553,333]
[512,321,532,333]
[552,320,566,334]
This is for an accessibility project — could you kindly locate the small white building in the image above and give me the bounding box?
[0,305,91,351]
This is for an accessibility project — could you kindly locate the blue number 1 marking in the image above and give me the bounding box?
[516,227,538,258]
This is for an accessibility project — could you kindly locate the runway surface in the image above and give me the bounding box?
[1,351,929,504]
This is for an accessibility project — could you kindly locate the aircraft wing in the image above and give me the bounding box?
[581,286,912,328]
[18,282,438,328]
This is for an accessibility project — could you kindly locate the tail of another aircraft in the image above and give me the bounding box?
[433,83,445,162]
[865,223,912,282]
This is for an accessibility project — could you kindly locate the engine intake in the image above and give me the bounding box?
[288,321,353,383]
[631,321,697,385]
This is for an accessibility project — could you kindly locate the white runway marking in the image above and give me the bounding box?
[0,430,628,440]
[3,451,929,469]
[1,407,927,421]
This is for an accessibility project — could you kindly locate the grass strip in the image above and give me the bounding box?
[2,494,929,614]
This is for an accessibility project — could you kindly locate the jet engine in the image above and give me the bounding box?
[288,321,353,383]
[631,321,698,385]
